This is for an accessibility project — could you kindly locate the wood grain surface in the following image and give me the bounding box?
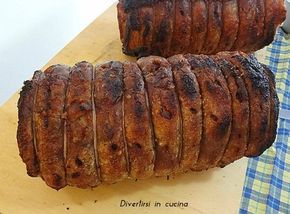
[0,4,248,214]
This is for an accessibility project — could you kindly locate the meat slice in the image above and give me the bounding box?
[190,0,208,54]
[167,55,202,172]
[94,61,128,183]
[65,62,99,188]
[151,0,174,56]
[185,54,232,170]
[137,56,182,176]
[17,71,44,177]
[171,0,192,55]
[123,62,155,179]
[201,0,223,54]
[34,65,69,190]
[213,56,249,166]
[222,52,271,157]
[232,0,264,51]
[215,0,239,52]
[262,65,279,149]
[260,0,286,48]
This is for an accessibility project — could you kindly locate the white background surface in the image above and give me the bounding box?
[0,0,116,105]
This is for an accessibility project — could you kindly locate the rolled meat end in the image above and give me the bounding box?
[17,71,44,177]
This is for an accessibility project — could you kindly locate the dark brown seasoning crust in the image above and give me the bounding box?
[171,0,192,54]
[215,0,239,52]
[222,52,271,157]
[262,64,279,150]
[151,0,174,57]
[123,62,155,179]
[213,56,249,166]
[137,56,182,176]
[190,0,208,54]
[17,53,279,189]
[167,55,202,172]
[94,61,128,183]
[65,62,99,188]
[34,65,69,190]
[260,0,286,47]
[118,0,286,57]
[17,71,43,177]
[202,0,223,54]
[185,54,232,170]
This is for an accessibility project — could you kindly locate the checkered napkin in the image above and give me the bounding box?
[240,28,290,213]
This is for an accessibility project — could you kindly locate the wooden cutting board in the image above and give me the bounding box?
[0,4,248,214]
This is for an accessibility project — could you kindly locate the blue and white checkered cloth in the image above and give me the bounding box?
[240,28,290,213]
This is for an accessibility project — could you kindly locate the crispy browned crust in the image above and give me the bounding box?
[171,0,192,54]
[34,65,69,190]
[94,61,128,183]
[65,62,99,188]
[185,54,232,170]
[260,0,286,48]
[262,64,279,149]
[245,0,265,52]
[118,0,285,57]
[117,3,126,44]
[213,56,249,166]
[233,0,265,52]
[167,55,202,172]
[202,0,222,54]
[17,71,43,177]
[123,62,155,179]
[151,0,174,57]
[137,56,182,176]
[223,52,271,157]
[215,0,239,52]
[190,0,208,54]
[18,54,279,189]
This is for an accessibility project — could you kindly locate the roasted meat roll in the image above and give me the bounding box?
[117,0,286,57]
[17,52,279,189]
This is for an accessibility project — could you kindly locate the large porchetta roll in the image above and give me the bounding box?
[117,0,286,57]
[17,52,279,190]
